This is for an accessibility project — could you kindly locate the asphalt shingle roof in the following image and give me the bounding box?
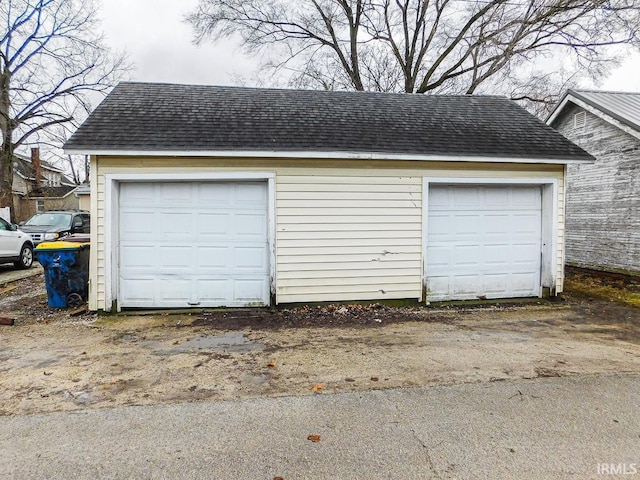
[65,82,592,162]
[27,186,76,198]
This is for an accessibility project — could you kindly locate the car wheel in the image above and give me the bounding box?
[14,244,33,269]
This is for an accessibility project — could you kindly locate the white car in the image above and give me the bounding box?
[0,217,34,269]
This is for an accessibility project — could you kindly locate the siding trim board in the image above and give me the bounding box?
[68,149,588,165]
[103,172,276,311]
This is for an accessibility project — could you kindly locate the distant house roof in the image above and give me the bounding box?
[13,152,76,186]
[547,89,640,133]
[27,186,77,199]
[65,82,592,163]
[74,183,91,195]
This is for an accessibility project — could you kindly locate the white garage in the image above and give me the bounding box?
[64,83,594,311]
[426,184,543,301]
[117,181,270,308]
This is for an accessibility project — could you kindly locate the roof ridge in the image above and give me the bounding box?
[569,88,640,96]
[115,81,509,99]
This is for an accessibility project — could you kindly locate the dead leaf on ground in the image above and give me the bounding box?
[267,360,276,368]
[370,376,379,382]
[307,434,321,443]
[312,384,324,391]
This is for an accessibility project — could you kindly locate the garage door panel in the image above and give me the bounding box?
[452,275,480,295]
[160,212,192,235]
[120,278,155,304]
[512,188,540,207]
[198,183,232,204]
[427,185,542,301]
[453,215,481,235]
[452,187,480,206]
[235,213,267,236]
[197,213,230,237]
[159,246,193,268]
[233,279,269,302]
[427,186,450,207]
[119,181,270,308]
[427,276,449,295]
[120,212,156,238]
[512,243,539,262]
[196,279,233,302]
[453,245,481,266]
[482,274,508,294]
[160,183,195,204]
[510,273,540,293]
[120,245,156,268]
[484,245,509,265]
[511,213,541,233]
[197,246,232,269]
[234,246,268,269]
[236,183,268,204]
[120,183,155,204]
[484,214,510,234]
[427,214,451,236]
[159,278,192,302]
[484,188,509,205]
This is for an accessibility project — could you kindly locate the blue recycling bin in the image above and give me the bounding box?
[35,241,90,308]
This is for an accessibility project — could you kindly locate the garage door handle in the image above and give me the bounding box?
[187,301,201,306]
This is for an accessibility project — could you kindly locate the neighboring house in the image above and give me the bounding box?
[11,151,79,222]
[74,183,91,212]
[547,90,640,275]
[65,82,592,312]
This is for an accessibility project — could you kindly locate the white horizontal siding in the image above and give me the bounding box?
[91,158,565,309]
[276,175,422,303]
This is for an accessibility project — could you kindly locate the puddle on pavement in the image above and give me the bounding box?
[179,332,265,353]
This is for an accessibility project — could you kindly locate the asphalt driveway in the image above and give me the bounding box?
[1,375,638,479]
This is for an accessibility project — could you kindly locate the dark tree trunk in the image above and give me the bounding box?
[0,71,14,221]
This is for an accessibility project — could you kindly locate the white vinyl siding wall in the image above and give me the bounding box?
[90,157,565,311]
[276,175,422,303]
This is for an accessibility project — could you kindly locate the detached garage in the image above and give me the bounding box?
[64,82,592,312]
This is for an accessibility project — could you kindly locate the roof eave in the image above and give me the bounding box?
[64,148,594,164]
[548,91,640,137]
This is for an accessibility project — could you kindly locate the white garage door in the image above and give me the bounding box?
[426,185,542,301]
[118,181,269,308]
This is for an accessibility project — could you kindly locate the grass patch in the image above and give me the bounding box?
[565,275,640,308]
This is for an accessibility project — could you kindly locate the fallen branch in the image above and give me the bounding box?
[0,285,18,295]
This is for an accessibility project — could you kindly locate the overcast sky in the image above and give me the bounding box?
[101,0,640,91]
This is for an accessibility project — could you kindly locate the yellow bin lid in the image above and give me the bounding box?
[36,241,90,250]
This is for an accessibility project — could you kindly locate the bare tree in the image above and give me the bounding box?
[35,100,92,185]
[187,0,640,108]
[0,0,126,220]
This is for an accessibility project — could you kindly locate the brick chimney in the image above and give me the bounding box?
[31,147,41,188]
